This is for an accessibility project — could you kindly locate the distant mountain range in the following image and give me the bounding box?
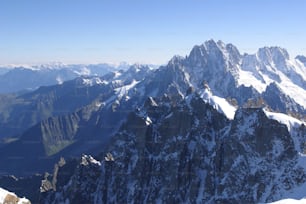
[0,62,133,94]
[0,40,305,203]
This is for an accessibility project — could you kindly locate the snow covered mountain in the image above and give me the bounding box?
[0,62,133,94]
[0,40,305,203]
[182,40,306,114]
[0,64,155,175]
[41,93,306,203]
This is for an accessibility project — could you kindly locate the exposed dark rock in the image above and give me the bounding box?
[41,94,306,203]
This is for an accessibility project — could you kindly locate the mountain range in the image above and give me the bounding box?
[0,62,132,94]
[0,40,305,203]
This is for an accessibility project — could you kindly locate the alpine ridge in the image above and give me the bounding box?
[0,62,132,94]
[0,40,305,203]
[42,92,306,203]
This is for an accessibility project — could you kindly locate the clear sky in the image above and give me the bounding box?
[1,0,306,65]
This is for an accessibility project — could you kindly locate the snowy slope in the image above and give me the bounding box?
[82,77,109,86]
[263,110,306,202]
[184,40,306,111]
[0,187,30,204]
[263,109,305,153]
[42,93,305,204]
[238,63,306,108]
[1,40,306,204]
[269,198,306,204]
[239,47,306,108]
[263,109,303,132]
[115,79,140,99]
[199,87,237,119]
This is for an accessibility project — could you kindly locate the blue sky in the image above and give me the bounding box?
[0,0,306,65]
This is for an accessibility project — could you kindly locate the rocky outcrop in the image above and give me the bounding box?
[263,82,306,116]
[0,187,31,204]
[41,94,306,203]
[0,40,305,203]
[216,108,305,202]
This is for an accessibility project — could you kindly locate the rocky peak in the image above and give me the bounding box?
[257,46,289,66]
[265,81,281,92]
[41,94,306,203]
[1,40,306,204]
[215,107,304,202]
[188,40,243,71]
[187,39,227,67]
[126,64,151,75]
[263,82,306,115]
[144,97,158,109]
[231,107,296,158]
[204,39,221,51]
[202,40,241,64]
[241,53,259,71]
[185,40,240,97]
[296,55,306,66]
[225,43,241,64]
[42,155,102,204]
[81,154,101,167]
[187,45,208,67]
[168,55,185,65]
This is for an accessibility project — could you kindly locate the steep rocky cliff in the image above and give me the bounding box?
[41,93,306,203]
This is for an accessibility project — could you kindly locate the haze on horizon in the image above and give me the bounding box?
[1,0,306,65]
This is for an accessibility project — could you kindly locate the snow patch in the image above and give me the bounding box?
[81,155,101,166]
[73,67,91,76]
[264,109,305,154]
[263,109,303,132]
[145,116,152,126]
[113,71,122,79]
[0,187,30,204]
[95,101,104,108]
[238,69,267,93]
[268,198,306,204]
[56,76,64,85]
[199,88,237,119]
[239,50,306,109]
[115,80,139,98]
[82,77,107,86]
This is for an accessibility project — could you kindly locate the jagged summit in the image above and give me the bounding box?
[296,55,306,70]
[41,92,306,203]
[168,55,185,65]
[257,46,290,62]
[189,39,241,64]
[180,40,306,110]
[0,40,305,203]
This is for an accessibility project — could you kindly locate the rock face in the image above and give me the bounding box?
[42,94,306,203]
[262,82,306,115]
[216,108,303,202]
[0,65,154,175]
[1,40,306,177]
[296,55,306,66]
[0,40,306,203]
[0,76,114,139]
